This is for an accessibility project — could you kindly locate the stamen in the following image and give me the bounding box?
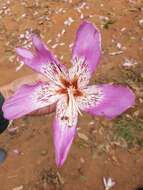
[42,62,65,88]
[67,88,82,116]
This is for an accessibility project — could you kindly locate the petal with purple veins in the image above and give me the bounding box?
[53,96,78,167]
[77,84,135,119]
[69,57,91,89]
[3,82,61,120]
[71,21,101,82]
[31,34,50,55]
[16,35,68,82]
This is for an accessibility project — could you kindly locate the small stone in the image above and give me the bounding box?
[41,150,48,156]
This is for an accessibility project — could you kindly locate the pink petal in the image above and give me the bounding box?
[2,82,60,120]
[32,34,49,55]
[16,48,34,59]
[53,96,78,167]
[16,35,68,81]
[77,84,135,119]
[72,21,101,77]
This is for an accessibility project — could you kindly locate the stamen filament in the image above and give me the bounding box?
[68,89,82,117]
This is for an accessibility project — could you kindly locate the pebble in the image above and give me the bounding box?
[41,150,48,156]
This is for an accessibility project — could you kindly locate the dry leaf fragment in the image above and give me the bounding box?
[78,132,88,141]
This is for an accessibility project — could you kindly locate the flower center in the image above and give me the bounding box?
[57,76,83,126]
[58,76,83,97]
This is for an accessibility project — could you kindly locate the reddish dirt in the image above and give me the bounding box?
[0,0,143,190]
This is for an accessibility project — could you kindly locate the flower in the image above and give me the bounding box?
[103,177,116,190]
[2,21,135,167]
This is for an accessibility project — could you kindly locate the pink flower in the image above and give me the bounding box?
[3,22,135,167]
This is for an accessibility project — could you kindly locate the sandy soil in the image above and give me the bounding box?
[0,0,143,189]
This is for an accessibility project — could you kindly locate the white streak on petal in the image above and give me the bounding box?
[41,62,67,87]
[56,96,78,128]
[31,83,61,109]
[69,57,90,89]
[77,85,104,110]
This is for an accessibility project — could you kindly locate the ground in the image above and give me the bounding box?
[0,0,143,190]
